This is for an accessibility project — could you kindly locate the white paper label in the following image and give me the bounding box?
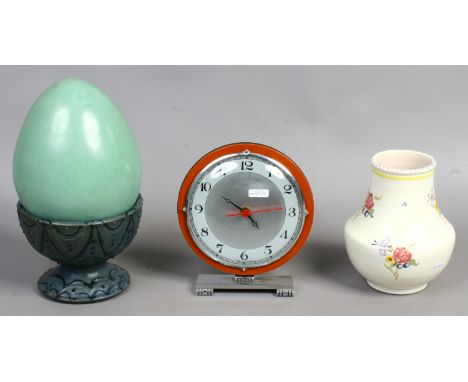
[248,189,269,198]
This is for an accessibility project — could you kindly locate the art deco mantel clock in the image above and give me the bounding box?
[177,143,314,297]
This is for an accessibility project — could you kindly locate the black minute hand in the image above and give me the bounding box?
[221,195,260,230]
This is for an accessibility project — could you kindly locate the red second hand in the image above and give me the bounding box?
[225,207,284,217]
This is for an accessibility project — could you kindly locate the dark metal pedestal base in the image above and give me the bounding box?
[195,274,294,297]
[38,262,130,303]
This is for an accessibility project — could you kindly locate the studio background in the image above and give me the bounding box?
[0,66,466,315]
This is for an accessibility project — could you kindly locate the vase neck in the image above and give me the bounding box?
[369,168,436,209]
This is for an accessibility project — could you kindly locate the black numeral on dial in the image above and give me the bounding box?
[264,245,272,255]
[200,182,211,192]
[216,243,224,253]
[283,185,292,194]
[201,227,209,237]
[288,207,296,217]
[194,204,203,213]
[280,230,288,239]
[240,251,248,261]
[241,161,253,171]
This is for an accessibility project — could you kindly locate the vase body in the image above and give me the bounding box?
[345,150,456,294]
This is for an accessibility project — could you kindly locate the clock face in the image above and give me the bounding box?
[184,151,306,270]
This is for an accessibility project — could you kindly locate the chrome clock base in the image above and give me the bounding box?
[194,274,294,297]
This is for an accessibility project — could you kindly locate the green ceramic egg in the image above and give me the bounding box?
[13,78,142,222]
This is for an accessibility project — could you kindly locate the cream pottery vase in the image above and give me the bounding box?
[345,150,456,295]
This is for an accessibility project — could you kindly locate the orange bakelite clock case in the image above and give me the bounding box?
[177,142,314,276]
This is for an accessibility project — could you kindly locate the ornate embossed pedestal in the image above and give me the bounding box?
[17,195,143,303]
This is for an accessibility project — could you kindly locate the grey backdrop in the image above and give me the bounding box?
[0,66,467,315]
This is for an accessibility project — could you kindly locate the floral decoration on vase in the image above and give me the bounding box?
[372,238,418,280]
[362,192,381,218]
[428,187,441,215]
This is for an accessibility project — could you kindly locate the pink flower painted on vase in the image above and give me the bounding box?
[372,238,419,280]
[393,247,412,264]
[362,192,381,218]
[365,193,375,210]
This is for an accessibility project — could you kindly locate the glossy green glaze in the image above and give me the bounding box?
[13,78,142,221]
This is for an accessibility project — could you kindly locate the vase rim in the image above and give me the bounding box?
[371,150,436,176]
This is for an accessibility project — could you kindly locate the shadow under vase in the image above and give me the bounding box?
[17,195,143,304]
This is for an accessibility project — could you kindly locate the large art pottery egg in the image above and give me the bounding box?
[13,78,142,221]
[14,78,143,304]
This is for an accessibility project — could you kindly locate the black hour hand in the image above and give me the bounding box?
[221,195,260,230]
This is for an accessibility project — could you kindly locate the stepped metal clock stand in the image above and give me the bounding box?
[195,274,294,297]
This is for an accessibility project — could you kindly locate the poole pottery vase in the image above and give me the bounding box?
[345,150,455,295]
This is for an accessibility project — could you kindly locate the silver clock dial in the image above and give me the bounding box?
[186,153,305,269]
